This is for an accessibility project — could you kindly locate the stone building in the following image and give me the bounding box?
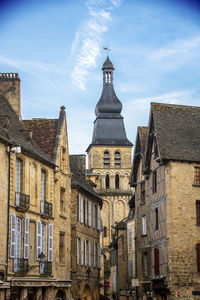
[86,57,133,296]
[70,155,102,300]
[132,103,200,300]
[0,73,71,300]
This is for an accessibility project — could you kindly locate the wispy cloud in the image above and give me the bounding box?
[70,0,122,90]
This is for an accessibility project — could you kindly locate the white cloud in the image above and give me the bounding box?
[70,0,122,90]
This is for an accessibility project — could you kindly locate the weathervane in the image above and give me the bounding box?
[103,46,111,56]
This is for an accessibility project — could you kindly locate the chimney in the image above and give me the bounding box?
[0,73,21,120]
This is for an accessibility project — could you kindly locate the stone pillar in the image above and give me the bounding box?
[20,287,28,300]
[36,287,42,300]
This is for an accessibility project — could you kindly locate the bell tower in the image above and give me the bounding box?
[87,56,133,247]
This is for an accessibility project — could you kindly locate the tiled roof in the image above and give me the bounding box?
[0,95,54,165]
[23,119,57,158]
[151,102,200,162]
[70,155,102,202]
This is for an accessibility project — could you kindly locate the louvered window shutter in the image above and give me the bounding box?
[37,220,42,259]
[81,240,84,265]
[88,201,91,226]
[89,241,91,266]
[93,242,96,267]
[85,199,87,225]
[85,240,87,266]
[154,248,160,275]
[24,217,29,259]
[98,244,101,269]
[77,238,79,265]
[197,243,200,272]
[10,213,16,258]
[93,204,96,229]
[48,224,53,261]
[97,205,101,230]
[16,159,21,206]
[80,196,83,224]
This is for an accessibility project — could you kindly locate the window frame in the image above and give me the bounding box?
[114,151,121,167]
[194,167,200,185]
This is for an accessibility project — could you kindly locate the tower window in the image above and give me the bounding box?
[104,151,110,167]
[106,174,110,189]
[115,174,119,189]
[115,151,121,167]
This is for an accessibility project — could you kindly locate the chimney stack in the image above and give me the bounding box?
[0,73,21,120]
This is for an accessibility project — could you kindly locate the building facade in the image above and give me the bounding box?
[70,155,102,300]
[132,103,200,300]
[0,73,71,300]
[86,57,133,296]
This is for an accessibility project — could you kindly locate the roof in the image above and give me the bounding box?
[102,56,114,70]
[131,126,148,186]
[146,102,200,165]
[0,95,54,166]
[70,155,102,203]
[23,119,57,158]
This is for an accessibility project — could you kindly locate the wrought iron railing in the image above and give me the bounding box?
[40,201,53,217]
[14,258,28,274]
[15,192,30,210]
[40,261,52,275]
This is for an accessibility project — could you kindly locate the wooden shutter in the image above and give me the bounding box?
[85,199,87,225]
[93,204,96,229]
[24,217,29,259]
[97,205,101,230]
[37,220,42,259]
[85,240,87,266]
[93,242,96,267]
[10,213,16,258]
[80,196,83,224]
[154,248,160,275]
[77,238,79,265]
[81,239,84,265]
[89,241,91,266]
[197,243,200,272]
[88,201,91,226]
[48,224,53,261]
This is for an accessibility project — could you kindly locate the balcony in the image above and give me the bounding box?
[15,192,30,211]
[40,201,53,217]
[14,258,28,274]
[40,261,52,275]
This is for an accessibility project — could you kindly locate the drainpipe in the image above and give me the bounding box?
[5,147,11,300]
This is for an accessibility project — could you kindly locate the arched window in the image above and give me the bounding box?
[115,151,121,167]
[105,174,110,189]
[104,151,110,167]
[115,174,119,189]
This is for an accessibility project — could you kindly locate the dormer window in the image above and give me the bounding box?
[115,151,121,167]
[104,151,110,167]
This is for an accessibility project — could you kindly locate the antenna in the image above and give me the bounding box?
[103,47,111,56]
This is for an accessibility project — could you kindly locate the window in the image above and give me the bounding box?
[128,227,132,250]
[40,170,46,214]
[143,252,148,276]
[103,226,107,237]
[80,195,84,224]
[154,248,160,275]
[24,217,29,259]
[104,151,110,167]
[196,243,200,272]
[152,170,157,194]
[98,244,101,269]
[84,199,88,225]
[194,167,200,185]
[85,240,88,266]
[115,174,119,189]
[77,238,80,265]
[115,151,121,167]
[93,204,96,229]
[60,188,65,212]
[88,201,92,226]
[14,216,22,272]
[140,181,145,204]
[48,224,53,262]
[59,232,65,262]
[94,242,96,267]
[197,201,200,225]
[106,174,110,189]
[97,205,101,230]
[141,215,147,236]
[16,158,23,206]
[81,240,84,266]
[89,241,91,266]
[155,208,159,230]
[37,221,45,259]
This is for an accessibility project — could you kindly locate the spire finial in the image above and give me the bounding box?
[103,46,111,56]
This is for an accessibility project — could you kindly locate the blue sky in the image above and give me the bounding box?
[0,0,200,154]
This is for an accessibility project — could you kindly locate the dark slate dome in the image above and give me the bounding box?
[102,56,114,70]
